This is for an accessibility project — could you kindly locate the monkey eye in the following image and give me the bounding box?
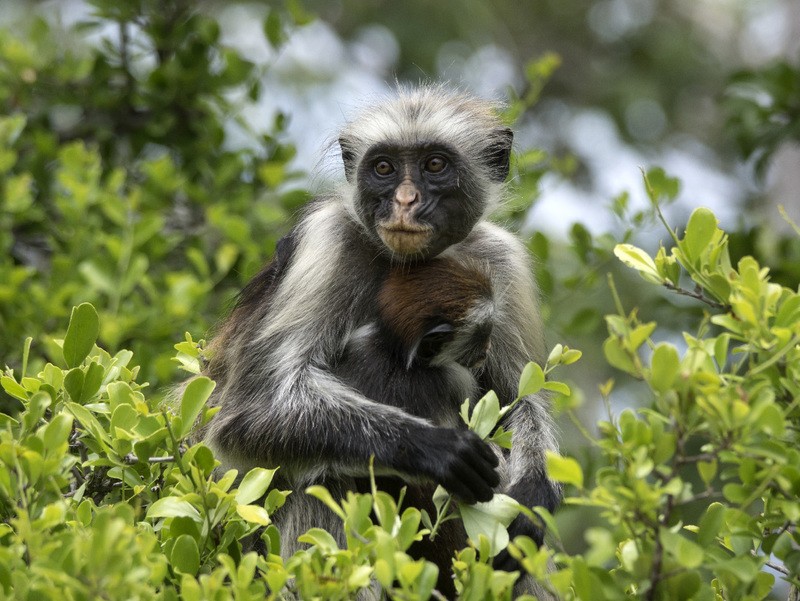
[424,155,447,174]
[374,160,395,176]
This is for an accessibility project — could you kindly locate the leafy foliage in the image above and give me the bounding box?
[538,171,800,600]
[2,1,800,599]
[0,0,304,387]
[0,306,572,599]
[725,60,800,176]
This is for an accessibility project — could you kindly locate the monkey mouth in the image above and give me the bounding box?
[377,224,433,255]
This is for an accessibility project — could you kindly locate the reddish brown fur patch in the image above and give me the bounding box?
[378,258,492,348]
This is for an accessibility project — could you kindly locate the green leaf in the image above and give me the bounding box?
[397,508,423,550]
[603,338,638,376]
[298,528,339,553]
[469,391,500,439]
[305,486,346,520]
[697,460,717,487]
[460,398,471,426]
[147,497,202,523]
[263,524,282,558]
[373,491,398,530]
[543,381,571,395]
[643,167,680,204]
[43,413,73,451]
[722,483,748,504]
[649,343,680,393]
[63,369,85,403]
[629,322,657,349]
[0,376,28,401]
[65,401,111,446]
[488,425,513,449]
[547,344,564,365]
[62,303,99,368]
[660,529,704,568]
[264,10,284,48]
[545,451,583,488]
[697,502,725,547]
[681,208,718,263]
[170,535,200,575]
[235,467,277,505]
[265,488,289,514]
[614,244,662,284]
[713,334,730,367]
[80,361,105,403]
[110,404,139,435]
[459,493,519,557]
[374,559,393,589]
[178,377,215,438]
[107,382,135,411]
[236,504,271,526]
[517,362,545,398]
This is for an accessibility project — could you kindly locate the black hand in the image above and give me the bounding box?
[389,427,500,504]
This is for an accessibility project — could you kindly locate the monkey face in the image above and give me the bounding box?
[353,143,487,258]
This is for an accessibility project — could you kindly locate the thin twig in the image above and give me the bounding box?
[662,282,728,310]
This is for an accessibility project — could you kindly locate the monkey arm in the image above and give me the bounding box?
[208,366,499,503]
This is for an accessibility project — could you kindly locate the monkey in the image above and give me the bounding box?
[202,86,561,595]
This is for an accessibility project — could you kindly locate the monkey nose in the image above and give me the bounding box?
[394,182,419,207]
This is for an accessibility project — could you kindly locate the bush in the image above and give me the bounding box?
[3,183,800,598]
[0,301,568,599]
[0,0,304,387]
[2,1,799,599]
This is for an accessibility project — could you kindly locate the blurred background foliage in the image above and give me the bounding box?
[1,0,799,373]
[0,0,799,595]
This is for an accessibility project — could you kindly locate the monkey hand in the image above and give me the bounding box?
[389,427,500,505]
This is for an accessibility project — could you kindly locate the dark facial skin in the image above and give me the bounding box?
[354,143,487,259]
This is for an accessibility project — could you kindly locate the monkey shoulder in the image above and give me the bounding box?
[234,230,299,315]
[453,221,536,294]
[457,221,530,266]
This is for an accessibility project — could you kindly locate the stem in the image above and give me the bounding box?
[567,410,601,447]
[607,273,626,317]
[662,282,728,310]
[21,337,32,379]
[428,496,454,542]
[749,335,800,376]
[645,494,674,601]
[642,170,680,247]
[778,205,800,237]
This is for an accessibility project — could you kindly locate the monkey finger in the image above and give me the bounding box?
[451,461,496,504]
[472,454,500,488]
[464,453,500,490]
[440,458,493,503]
[474,438,500,468]
[461,442,501,488]
[441,475,479,505]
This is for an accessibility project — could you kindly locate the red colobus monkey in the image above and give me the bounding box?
[203,86,561,595]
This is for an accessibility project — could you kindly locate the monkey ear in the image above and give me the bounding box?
[339,136,357,183]
[407,323,455,369]
[484,127,514,182]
